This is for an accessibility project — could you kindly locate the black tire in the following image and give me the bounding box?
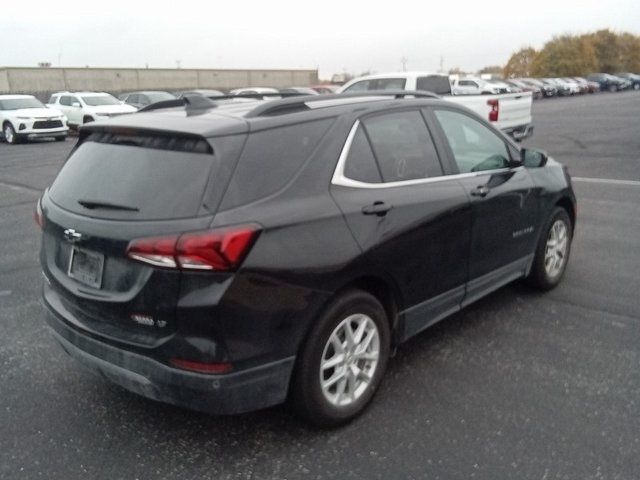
[55,135,67,142]
[290,289,391,428]
[3,122,19,144]
[633,83,640,91]
[608,84,617,93]
[525,207,573,291]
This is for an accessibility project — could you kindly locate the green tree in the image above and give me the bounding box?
[617,32,640,72]
[503,47,538,78]
[590,29,622,72]
[531,35,597,76]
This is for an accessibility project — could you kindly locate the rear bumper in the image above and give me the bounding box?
[503,123,534,141]
[43,302,295,415]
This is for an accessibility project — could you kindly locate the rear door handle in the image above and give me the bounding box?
[362,201,392,216]
[470,185,491,197]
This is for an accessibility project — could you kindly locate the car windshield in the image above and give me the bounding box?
[81,95,121,106]
[145,92,175,102]
[0,97,45,110]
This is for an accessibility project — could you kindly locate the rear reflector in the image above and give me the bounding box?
[126,224,260,271]
[169,358,233,374]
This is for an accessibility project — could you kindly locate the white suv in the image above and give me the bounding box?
[0,95,68,144]
[47,92,136,128]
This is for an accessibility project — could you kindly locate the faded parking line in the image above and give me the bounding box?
[572,177,640,187]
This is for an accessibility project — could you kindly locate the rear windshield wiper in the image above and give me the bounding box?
[78,199,139,212]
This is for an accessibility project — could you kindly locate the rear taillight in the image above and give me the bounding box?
[487,98,499,122]
[126,224,260,271]
[34,199,43,229]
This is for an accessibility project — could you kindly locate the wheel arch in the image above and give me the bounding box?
[331,274,404,347]
[555,196,576,230]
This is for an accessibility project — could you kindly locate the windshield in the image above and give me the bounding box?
[146,92,175,103]
[81,95,121,106]
[0,97,45,110]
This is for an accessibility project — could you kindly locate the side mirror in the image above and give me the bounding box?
[521,148,548,168]
[72,102,81,108]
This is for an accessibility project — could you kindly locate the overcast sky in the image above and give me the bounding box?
[3,0,639,78]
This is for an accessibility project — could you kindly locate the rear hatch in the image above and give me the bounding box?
[41,129,220,346]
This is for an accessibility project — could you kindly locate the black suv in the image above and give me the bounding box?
[38,92,576,426]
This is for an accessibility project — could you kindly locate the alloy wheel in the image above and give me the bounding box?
[4,124,14,144]
[544,220,568,278]
[319,313,380,407]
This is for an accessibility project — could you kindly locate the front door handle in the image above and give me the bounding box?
[470,185,491,197]
[362,201,392,216]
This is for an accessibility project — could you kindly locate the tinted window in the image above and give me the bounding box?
[417,76,451,95]
[48,141,215,220]
[343,126,382,183]
[343,80,372,92]
[434,109,510,173]
[60,96,80,106]
[363,111,443,182]
[48,95,58,104]
[126,94,139,104]
[220,119,334,209]
[375,78,406,90]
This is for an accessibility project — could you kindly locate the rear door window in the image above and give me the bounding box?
[48,134,216,220]
[362,110,443,182]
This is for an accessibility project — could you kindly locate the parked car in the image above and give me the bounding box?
[572,77,599,93]
[551,78,580,95]
[47,92,137,128]
[586,73,626,92]
[230,87,280,97]
[119,91,176,109]
[38,91,576,426]
[278,87,319,95]
[522,78,557,97]
[174,89,225,98]
[506,79,543,99]
[542,79,571,96]
[562,78,587,94]
[614,72,640,90]
[311,85,340,94]
[0,95,68,144]
[339,72,534,141]
[451,77,504,95]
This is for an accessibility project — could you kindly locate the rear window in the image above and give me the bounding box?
[416,76,451,95]
[49,138,215,220]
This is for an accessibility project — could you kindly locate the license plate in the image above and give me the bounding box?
[68,247,104,289]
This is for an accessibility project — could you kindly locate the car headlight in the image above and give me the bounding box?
[16,116,33,120]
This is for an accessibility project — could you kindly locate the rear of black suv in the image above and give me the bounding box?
[39,94,576,426]
[39,116,344,415]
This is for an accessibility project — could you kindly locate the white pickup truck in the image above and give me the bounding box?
[338,72,534,141]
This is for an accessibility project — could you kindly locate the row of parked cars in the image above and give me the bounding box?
[1,71,638,145]
[0,85,340,144]
[452,72,640,98]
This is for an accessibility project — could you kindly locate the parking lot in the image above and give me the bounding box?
[1,91,639,479]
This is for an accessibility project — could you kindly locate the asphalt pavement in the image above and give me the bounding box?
[1,91,639,480]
